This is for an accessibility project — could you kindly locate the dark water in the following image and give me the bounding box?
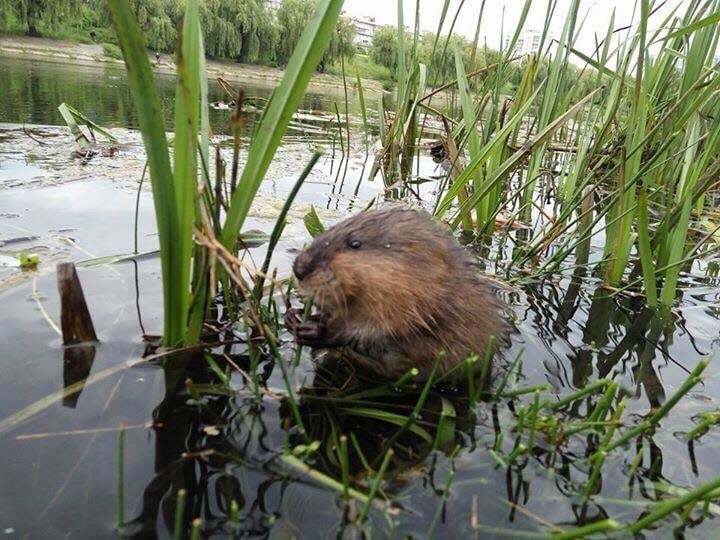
[0,56,350,135]
[0,57,720,539]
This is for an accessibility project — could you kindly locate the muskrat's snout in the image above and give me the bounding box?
[292,249,315,280]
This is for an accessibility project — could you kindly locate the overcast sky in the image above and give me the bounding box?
[342,0,689,58]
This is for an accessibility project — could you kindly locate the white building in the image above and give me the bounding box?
[504,29,543,56]
[352,15,377,51]
[266,0,282,10]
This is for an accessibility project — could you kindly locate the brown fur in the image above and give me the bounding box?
[287,207,508,380]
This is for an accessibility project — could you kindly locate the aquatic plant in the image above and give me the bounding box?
[428,0,720,310]
[109,0,343,347]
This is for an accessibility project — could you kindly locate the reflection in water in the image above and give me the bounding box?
[62,344,96,408]
[1,234,719,536]
[0,57,341,137]
[114,275,715,537]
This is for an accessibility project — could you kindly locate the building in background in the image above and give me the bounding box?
[352,15,377,51]
[504,29,543,56]
[267,0,282,10]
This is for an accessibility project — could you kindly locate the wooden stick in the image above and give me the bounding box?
[57,262,98,345]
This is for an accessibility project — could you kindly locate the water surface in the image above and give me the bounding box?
[0,56,719,539]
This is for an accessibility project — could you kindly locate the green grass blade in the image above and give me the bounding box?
[656,9,720,42]
[450,87,602,228]
[173,0,202,345]
[636,187,657,307]
[396,0,407,101]
[355,68,369,151]
[220,0,343,248]
[435,86,541,218]
[108,0,181,345]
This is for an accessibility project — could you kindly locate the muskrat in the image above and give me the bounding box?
[285,207,508,380]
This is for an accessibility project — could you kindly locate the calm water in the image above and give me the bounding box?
[0,57,720,539]
[0,56,345,134]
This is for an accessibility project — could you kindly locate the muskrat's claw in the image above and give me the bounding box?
[284,308,328,347]
[283,307,304,332]
[295,319,326,347]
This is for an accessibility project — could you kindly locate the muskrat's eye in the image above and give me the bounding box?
[348,239,362,249]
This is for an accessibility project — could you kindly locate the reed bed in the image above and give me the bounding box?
[98,0,720,536]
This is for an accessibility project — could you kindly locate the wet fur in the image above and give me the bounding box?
[289,207,508,380]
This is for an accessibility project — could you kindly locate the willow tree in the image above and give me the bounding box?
[417,32,473,83]
[10,0,82,36]
[276,0,355,70]
[369,25,399,72]
[0,1,21,33]
[128,0,176,53]
[202,0,277,63]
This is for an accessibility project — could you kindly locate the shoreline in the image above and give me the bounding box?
[0,35,385,98]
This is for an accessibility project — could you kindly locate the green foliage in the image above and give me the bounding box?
[14,0,83,37]
[128,0,176,52]
[303,205,326,237]
[369,25,400,73]
[420,0,720,311]
[0,1,25,34]
[1,0,354,73]
[111,0,342,346]
[102,42,123,60]
[418,31,472,83]
[327,54,392,88]
[275,0,355,71]
[370,24,499,85]
[201,0,277,63]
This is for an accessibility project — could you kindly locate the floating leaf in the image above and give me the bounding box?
[19,253,39,269]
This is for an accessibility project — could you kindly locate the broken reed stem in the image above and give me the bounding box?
[588,400,629,497]
[57,262,98,345]
[493,350,523,401]
[173,489,187,540]
[465,355,479,407]
[551,519,619,539]
[190,518,202,540]
[627,475,720,534]
[280,454,394,515]
[393,367,419,387]
[502,385,551,399]
[686,411,720,440]
[544,379,611,411]
[478,335,495,395]
[116,425,125,529]
[371,359,439,469]
[339,435,350,501]
[360,448,394,523]
[527,390,540,450]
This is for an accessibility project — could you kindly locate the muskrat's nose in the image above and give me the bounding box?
[293,251,313,280]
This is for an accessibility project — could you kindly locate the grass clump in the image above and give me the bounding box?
[101,42,122,60]
[109,0,343,348]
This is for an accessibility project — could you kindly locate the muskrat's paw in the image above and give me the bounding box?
[295,320,327,347]
[284,308,328,347]
[283,307,304,333]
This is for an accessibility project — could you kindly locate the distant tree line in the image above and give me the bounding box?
[369,24,597,96]
[0,0,356,71]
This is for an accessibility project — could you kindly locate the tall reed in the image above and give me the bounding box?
[109,0,343,347]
